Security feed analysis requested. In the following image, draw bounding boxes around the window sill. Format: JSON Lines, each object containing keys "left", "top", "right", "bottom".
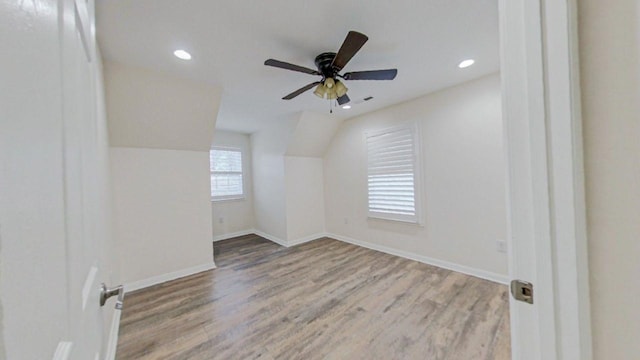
{"left": 367, "top": 215, "right": 424, "bottom": 227}
{"left": 211, "top": 196, "right": 245, "bottom": 203}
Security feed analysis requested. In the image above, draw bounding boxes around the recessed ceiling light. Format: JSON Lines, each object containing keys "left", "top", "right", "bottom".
{"left": 173, "top": 49, "right": 192, "bottom": 60}
{"left": 458, "top": 59, "right": 475, "bottom": 68}
{"left": 342, "top": 105, "right": 351, "bottom": 109}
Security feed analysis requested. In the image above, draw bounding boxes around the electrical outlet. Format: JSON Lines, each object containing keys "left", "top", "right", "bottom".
{"left": 343, "top": 217, "right": 349, "bottom": 225}
{"left": 218, "top": 217, "right": 224, "bottom": 224}
{"left": 496, "top": 239, "right": 507, "bottom": 253}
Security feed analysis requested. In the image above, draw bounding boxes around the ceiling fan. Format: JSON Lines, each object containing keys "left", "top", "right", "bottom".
{"left": 264, "top": 31, "right": 397, "bottom": 106}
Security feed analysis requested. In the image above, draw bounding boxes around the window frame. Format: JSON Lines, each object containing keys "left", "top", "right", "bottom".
{"left": 365, "top": 122, "right": 422, "bottom": 224}
{"left": 210, "top": 146, "right": 245, "bottom": 202}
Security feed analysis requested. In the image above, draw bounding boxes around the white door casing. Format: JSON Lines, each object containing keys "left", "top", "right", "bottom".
{"left": 500, "top": 0, "right": 592, "bottom": 359}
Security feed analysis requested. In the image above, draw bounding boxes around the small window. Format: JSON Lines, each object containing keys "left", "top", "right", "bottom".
{"left": 366, "top": 124, "right": 419, "bottom": 223}
{"left": 210, "top": 148, "right": 244, "bottom": 201}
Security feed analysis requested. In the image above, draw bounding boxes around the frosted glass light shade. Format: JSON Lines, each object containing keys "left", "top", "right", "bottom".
{"left": 335, "top": 81, "right": 348, "bottom": 97}
{"left": 314, "top": 84, "right": 327, "bottom": 98}
{"left": 324, "top": 78, "right": 335, "bottom": 89}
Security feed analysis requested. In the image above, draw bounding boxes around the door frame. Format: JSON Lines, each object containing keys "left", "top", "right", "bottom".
{"left": 500, "top": 0, "right": 592, "bottom": 359}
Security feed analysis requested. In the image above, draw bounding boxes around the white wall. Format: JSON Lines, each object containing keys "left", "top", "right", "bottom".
{"left": 250, "top": 121, "right": 296, "bottom": 240}
{"left": 110, "top": 148, "right": 213, "bottom": 284}
{"left": 104, "top": 62, "right": 219, "bottom": 286}
{"left": 251, "top": 112, "right": 341, "bottom": 244}
{"left": 286, "top": 112, "right": 343, "bottom": 157}
{"left": 324, "top": 74, "right": 507, "bottom": 278}
{"left": 579, "top": 1, "right": 640, "bottom": 358}
{"left": 281, "top": 112, "right": 339, "bottom": 242}
{"left": 211, "top": 131, "right": 255, "bottom": 238}
{"left": 285, "top": 157, "right": 326, "bottom": 242}
{"left": 104, "top": 61, "right": 221, "bottom": 151}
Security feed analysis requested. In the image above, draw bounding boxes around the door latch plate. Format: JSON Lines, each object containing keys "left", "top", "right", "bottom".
{"left": 510, "top": 280, "right": 534, "bottom": 304}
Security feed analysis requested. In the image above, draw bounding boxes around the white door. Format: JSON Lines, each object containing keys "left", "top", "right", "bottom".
{"left": 60, "top": 0, "right": 110, "bottom": 359}
{"left": 0, "top": 0, "right": 112, "bottom": 359}
{"left": 500, "top": 0, "right": 592, "bottom": 359}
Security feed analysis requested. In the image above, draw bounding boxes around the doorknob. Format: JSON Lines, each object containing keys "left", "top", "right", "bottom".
{"left": 100, "top": 283, "right": 124, "bottom": 310}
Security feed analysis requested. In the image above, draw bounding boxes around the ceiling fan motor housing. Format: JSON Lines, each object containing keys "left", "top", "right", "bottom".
{"left": 315, "top": 52, "right": 338, "bottom": 79}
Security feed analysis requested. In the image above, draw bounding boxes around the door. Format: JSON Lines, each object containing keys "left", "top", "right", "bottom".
{"left": 60, "top": 0, "right": 110, "bottom": 359}
{"left": 0, "top": 0, "right": 112, "bottom": 359}
{"left": 499, "top": 0, "right": 592, "bottom": 359}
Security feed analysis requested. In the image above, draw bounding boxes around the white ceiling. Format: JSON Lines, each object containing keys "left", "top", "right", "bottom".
{"left": 96, "top": 0, "right": 499, "bottom": 134}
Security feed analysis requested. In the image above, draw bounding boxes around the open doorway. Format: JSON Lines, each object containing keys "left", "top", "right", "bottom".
{"left": 109, "top": 0, "right": 512, "bottom": 358}
{"left": 100, "top": 0, "right": 592, "bottom": 358}
{"left": 0, "top": 0, "right": 593, "bottom": 359}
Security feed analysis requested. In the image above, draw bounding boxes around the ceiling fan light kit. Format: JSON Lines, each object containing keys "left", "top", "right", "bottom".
{"left": 314, "top": 79, "right": 348, "bottom": 100}
{"left": 313, "top": 84, "right": 327, "bottom": 98}
{"left": 325, "top": 77, "right": 335, "bottom": 88}
{"left": 335, "top": 81, "right": 348, "bottom": 97}
{"left": 264, "top": 31, "right": 398, "bottom": 111}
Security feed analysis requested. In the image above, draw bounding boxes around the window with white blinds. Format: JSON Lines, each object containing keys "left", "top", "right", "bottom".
{"left": 210, "top": 148, "right": 244, "bottom": 201}
{"left": 366, "top": 125, "right": 419, "bottom": 223}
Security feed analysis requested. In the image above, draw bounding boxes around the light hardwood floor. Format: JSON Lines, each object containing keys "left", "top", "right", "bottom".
{"left": 116, "top": 235, "right": 511, "bottom": 359}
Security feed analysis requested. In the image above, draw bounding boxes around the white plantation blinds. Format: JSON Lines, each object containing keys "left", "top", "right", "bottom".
{"left": 366, "top": 125, "right": 418, "bottom": 222}
{"left": 210, "top": 148, "right": 244, "bottom": 200}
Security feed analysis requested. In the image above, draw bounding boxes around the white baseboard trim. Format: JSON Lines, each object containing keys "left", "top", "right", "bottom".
{"left": 124, "top": 262, "right": 217, "bottom": 293}
{"left": 288, "top": 232, "right": 327, "bottom": 246}
{"left": 213, "top": 229, "right": 255, "bottom": 242}
{"left": 252, "top": 230, "right": 325, "bottom": 247}
{"left": 326, "top": 232, "right": 509, "bottom": 285}
{"left": 253, "top": 230, "right": 288, "bottom": 247}
{"left": 104, "top": 308, "right": 121, "bottom": 360}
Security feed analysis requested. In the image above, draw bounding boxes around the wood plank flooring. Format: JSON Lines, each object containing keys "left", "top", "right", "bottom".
{"left": 116, "top": 235, "right": 511, "bottom": 359}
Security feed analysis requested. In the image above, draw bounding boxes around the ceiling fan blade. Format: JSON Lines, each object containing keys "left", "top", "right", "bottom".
{"left": 343, "top": 69, "right": 398, "bottom": 80}
{"left": 331, "top": 31, "right": 369, "bottom": 72}
{"left": 282, "top": 81, "right": 322, "bottom": 100}
{"left": 337, "top": 94, "right": 350, "bottom": 105}
{"left": 265, "top": 59, "right": 321, "bottom": 75}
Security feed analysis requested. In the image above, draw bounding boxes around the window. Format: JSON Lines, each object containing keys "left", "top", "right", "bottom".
{"left": 210, "top": 148, "right": 244, "bottom": 201}
{"left": 366, "top": 124, "right": 419, "bottom": 223}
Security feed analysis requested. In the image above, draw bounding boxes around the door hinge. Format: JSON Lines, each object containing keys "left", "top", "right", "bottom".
{"left": 510, "top": 280, "right": 534, "bottom": 304}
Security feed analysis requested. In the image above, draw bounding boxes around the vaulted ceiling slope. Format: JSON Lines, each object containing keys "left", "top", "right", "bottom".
{"left": 96, "top": 0, "right": 499, "bottom": 134}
